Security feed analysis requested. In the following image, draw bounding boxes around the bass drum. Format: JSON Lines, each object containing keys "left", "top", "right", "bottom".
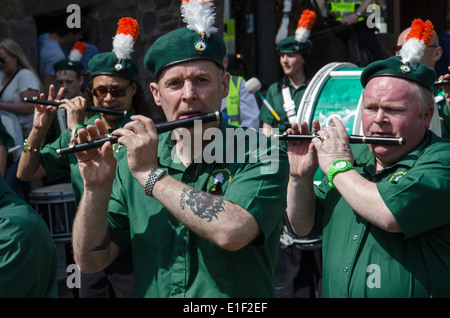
{"left": 297, "top": 62, "right": 365, "bottom": 138}
{"left": 296, "top": 62, "right": 442, "bottom": 184}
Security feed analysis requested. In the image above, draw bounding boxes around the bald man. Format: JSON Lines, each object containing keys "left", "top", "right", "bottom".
{"left": 396, "top": 27, "right": 443, "bottom": 68}
{"left": 396, "top": 27, "right": 450, "bottom": 139}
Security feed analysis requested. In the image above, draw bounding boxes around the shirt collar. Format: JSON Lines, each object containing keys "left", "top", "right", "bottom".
{"left": 352, "top": 130, "right": 434, "bottom": 174}
{"left": 158, "top": 116, "right": 229, "bottom": 170}
{"left": 286, "top": 81, "right": 306, "bottom": 91}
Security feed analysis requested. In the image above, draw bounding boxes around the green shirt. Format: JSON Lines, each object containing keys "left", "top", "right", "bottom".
{"left": 434, "top": 87, "right": 450, "bottom": 139}
{"left": 108, "top": 119, "right": 289, "bottom": 297}
{"left": 311, "top": 130, "right": 450, "bottom": 297}
{"left": 0, "top": 175, "right": 58, "bottom": 297}
{"left": 40, "top": 109, "right": 135, "bottom": 206}
{"left": 259, "top": 81, "right": 306, "bottom": 133}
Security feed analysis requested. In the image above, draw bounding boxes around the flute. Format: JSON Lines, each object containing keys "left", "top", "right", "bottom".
{"left": 24, "top": 97, "right": 127, "bottom": 117}
{"left": 434, "top": 79, "right": 450, "bottom": 87}
{"left": 274, "top": 133, "right": 406, "bottom": 145}
{"left": 56, "top": 111, "right": 221, "bottom": 157}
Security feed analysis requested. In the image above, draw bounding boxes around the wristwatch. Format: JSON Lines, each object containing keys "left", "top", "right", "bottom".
{"left": 354, "top": 11, "right": 362, "bottom": 17}
{"left": 327, "top": 160, "right": 354, "bottom": 188}
{"left": 144, "top": 167, "right": 166, "bottom": 197}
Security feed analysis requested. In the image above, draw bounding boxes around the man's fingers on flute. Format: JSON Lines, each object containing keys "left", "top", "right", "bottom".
{"left": 331, "top": 117, "right": 349, "bottom": 141}
{"left": 131, "top": 115, "right": 155, "bottom": 132}
{"left": 94, "top": 118, "right": 109, "bottom": 136}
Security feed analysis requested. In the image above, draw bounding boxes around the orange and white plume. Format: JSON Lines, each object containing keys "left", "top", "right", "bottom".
{"left": 399, "top": 19, "right": 434, "bottom": 65}
{"left": 68, "top": 41, "right": 88, "bottom": 62}
{"left": 295, "top": 9, "right": 316, "bottom": 44}
{"left": 181, "top": 0, "right": 218, "bottom": 38}
{"left": 112, "top": 17, "right": 140, "bottom": 60}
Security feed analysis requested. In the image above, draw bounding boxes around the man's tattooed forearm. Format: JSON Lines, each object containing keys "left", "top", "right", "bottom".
{"left": 91, "top": 227, "right": 111, "bottom": 251}
{"left": 180, "top": 187, "right": 224, "bottom": 222}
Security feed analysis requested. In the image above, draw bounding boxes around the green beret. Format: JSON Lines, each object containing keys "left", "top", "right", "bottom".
{"left": 361, "top": 56, "right": 436, "bottom": 91}
{"left": 53, "top": 59, "right": 84, "bottom": 74}
{"left": 88, "top": 52, "right": 139, "bottom": 81}
{"left": 277, "top": 36, "right": 312, "bottom": 54}
{"left": 144, "top": 28, "right": 226, "bottom": 79}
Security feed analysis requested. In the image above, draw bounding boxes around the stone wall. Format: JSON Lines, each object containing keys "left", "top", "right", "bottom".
{"left": 0, "top": 1, "right": 39, "bottom": 71}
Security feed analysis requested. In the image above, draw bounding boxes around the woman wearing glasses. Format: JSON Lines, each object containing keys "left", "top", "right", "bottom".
{"left": 0, "top": 39, "right": 43, "bottom": 202}
{"left": 0, "top": 39, "right": 42, "bottom": 138}
{"left": 16, "top": 18, "right": 148, "bottom": 298}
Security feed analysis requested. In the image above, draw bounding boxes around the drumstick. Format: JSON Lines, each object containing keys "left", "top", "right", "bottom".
{"left": 245, "top": 78, "right": 281, "bottom": 122}
{"left": 56, "top": 111, "right": 222, "bottom": 157}
{"left": 274, "top": 133, "right": 406, "bottom": 145}
{"left": 24, "top": 97, "right": 127, "bottom": 117}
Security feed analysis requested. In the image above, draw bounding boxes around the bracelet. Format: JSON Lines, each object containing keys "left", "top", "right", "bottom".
{"left": 71, "top": 125, "right": 86, "bottom": 138}
{"left": 144, "top": 167, "right": 166, "bottom": 197}
{"left": 22, "top": 139, "right": 43, "bottom": 153}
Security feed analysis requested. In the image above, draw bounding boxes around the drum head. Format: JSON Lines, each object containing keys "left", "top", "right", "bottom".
{"left": 30, "top": 183, "right": 73, "bottom": 194}
{"left": 297, "top": 63, "right": 364, "bottom": 184}
{"left": 297, "top": 62, "right": 364, "bottom": 134}
{"left": 28, "top": 183, "right": 75, "bottom": 242}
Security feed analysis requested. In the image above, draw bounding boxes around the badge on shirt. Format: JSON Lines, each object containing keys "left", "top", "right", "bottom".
{"left": 207, "top": 168, "right": 232, "bottom": 195}
{"left": 388, "top": 170, "right": 407, "bottom": 183}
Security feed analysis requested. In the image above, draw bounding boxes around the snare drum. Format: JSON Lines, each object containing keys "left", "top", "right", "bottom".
{"left": 29, "top": 183, "right": 75, "bottom": 242}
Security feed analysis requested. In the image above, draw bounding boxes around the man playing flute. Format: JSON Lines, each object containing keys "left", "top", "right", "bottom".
{"left": 16, "top": 17, "right": 145, "bottom": 298}
{"left": 71, "top": 1, "right": 289, "bottom": 298}
{"left": 285, "top": 20, "right": 450, "bottom": 297}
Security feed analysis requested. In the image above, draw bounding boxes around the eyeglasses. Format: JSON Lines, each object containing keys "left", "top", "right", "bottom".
{"left": 395, "top": 44, "right": 438, "bottom": 52}
{"left": 92, "top": 84, "right": 133, "bottom": 98}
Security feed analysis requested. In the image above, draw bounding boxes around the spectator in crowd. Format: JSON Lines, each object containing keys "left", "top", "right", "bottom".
{"left": 221, "top": 54, "right": 260, "bottom": 130}
{"left": 0, "top": 38, "right": 42, "bottom": 201}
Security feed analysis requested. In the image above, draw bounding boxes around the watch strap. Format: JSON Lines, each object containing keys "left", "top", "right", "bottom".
{"left": 327, "top": 160, "right": 354, "bottom": 188}
{"left": 144, "top": 167, "right": 166, "bottom": 197}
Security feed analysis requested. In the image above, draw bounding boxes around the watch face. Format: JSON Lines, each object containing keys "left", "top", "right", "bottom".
{"left": 335, "top": 161, "right": 348, "bottom": 169}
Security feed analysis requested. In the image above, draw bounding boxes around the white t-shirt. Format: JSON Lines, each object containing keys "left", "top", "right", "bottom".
{"left": 0, "top": 68, "right": 41, "bottom": 136}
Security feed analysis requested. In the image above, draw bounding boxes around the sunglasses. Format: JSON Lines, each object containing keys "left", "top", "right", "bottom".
{"left": 395, "top": 44, "right": 438, "bottom": 52}
{"left": 92, "top": 84, "right": 133, "bottom": 98}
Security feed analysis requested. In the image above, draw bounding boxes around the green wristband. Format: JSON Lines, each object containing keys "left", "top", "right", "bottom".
{"left": 327, "top": 160, "right": 354, "bottom": 188}
{"left": 71, "top": 125, "right": 86, "bottom": 138}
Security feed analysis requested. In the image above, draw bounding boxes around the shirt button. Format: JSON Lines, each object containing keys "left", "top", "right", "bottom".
{"left": 353, "top": 235, "right": 358, "bottom": 240}
{"left": 175, "top": 288, "right": 182, "bottom": 294}
{"left": 344, "top": 266, "right": 349, "bottom": 272}
{"left": 185, "top": 175, "right": 191, "bottom": 180}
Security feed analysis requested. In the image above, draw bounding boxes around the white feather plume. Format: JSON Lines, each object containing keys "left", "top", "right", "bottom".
{"left": 68, "top": 50, "right": 83, "bottom": 62}
{"left": 295, "top": 27, "right": 311, "bottom": 44}
{"left": 112, "top": 34, "right": 135, "bottom": 60}
{"left": 399, "top": 38, "right": 425, "bottom": 66}
{"left": 181, "top": 0, "right": 218, "bottom": 38}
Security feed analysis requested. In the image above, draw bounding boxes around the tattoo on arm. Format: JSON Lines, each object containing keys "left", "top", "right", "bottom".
{"left": 91, "top": 227, "right": 111, "bottom": 251}
{"left": 180, "top": 187, "right": 225, "bottom": 222}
